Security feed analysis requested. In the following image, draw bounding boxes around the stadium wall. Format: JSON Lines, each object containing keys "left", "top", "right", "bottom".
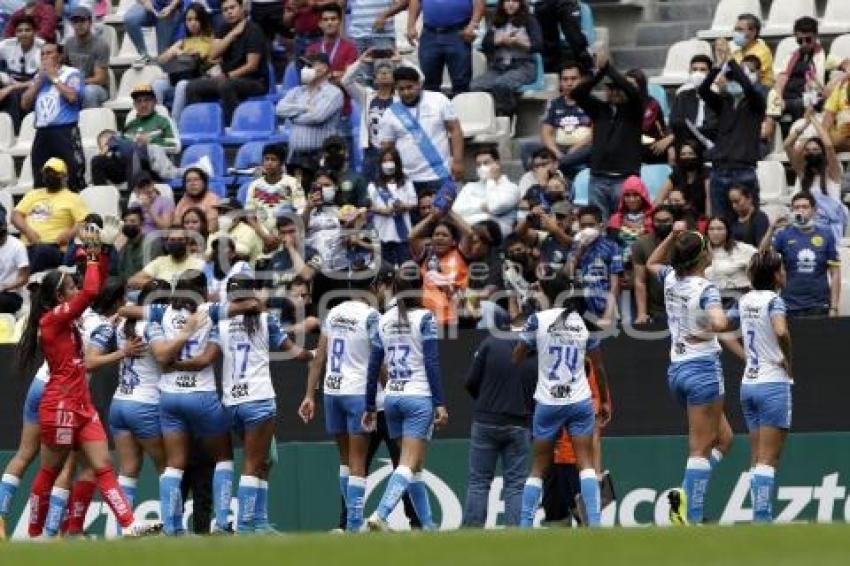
{"left": 3, "top": 432, "right": 850, "bottom": 537}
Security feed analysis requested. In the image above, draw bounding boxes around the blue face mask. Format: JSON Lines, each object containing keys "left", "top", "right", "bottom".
{"left": 726, "top": 81, "right": 743, "bottom": 97}
{"left": 732, "top": 31, "right": 747, "bottom": 47}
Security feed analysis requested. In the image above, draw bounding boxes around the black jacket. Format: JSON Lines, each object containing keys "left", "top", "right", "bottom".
{"left": 465, "top": 335, "right": 536, "bottom": 427}
{"left": 699, "top": 60, "right": 766, "bottom": 169}
{"left": 669, "top": 87, "right": 719, "bottom": 147}
{"left": 572, "top": 63, "right": 644, "bottom": 177}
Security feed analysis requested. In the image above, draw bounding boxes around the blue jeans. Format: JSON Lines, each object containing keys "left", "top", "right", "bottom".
{"left": 588, "top": 174, "right": 625, "bottom": 220}
{"left": 153, "top": 77, "right": 189, "bottom": 122}
{"left": 418, "top": 27, "right": 471, "bottom": 93}
{"left": 709, "top": 166, "right": 759, "bottom": 219}
{"left": 124, "top": 4, "right": 182, "bottom": 56}
{"left": 463, "top": 421, "right": 530, "bottom": 527}
{"left": 82, "top": 85, "right": 108, "bottom": 109}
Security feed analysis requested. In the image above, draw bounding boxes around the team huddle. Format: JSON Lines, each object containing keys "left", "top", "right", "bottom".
{"left": 0, "top": 218, "right": 792, "bottom": 540}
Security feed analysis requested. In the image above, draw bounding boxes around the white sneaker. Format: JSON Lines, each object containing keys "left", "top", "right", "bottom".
{"left": 366, "top": 513, "right": 389, "bottom": 532}
{"left": 132, "top": 55, "right": 151, "bottom": 69}
{"left": 122, "top": 520, "right": 162, "bottom": 538}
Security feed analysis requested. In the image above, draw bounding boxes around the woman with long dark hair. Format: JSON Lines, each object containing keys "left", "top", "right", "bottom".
{"left": 363, "top": 262, "right": 448, "bottom": 531}
{"left": 471, "top": 0, "right": 542, "bottom": 116}
{"left": 656, "top": 141, "right": 711, "bottom": 217}
{"left": 175, "top": 167, "right": 219, "bottom": 233}
{"left": 646, "top": 223, "right": 736, "bottom": 526}
{"left": 17, "top": 231, "right": 153, "bottom": 538}
{"left": 368, "top": 147, "right": 417, "bottom": 266}
{"left": 705, "top": 216, "right": 757, "bottom": 307}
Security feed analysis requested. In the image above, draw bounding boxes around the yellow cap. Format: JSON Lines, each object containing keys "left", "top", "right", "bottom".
{"left": 42, "top": 157, "right": 67, "bottom": 176}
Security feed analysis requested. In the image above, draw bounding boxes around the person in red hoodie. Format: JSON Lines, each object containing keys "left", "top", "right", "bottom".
{"left": 607, "top": 175, "right": 654, "bottom": 264}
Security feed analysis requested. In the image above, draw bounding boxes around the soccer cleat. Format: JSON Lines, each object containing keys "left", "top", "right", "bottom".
{"left": 573, "top": 494, "right": 588, "bottom": 527}
{"left": 599, "top": 470, "right": 616, "bottom": 508}
{"left": 122, "top": 520, "right": 163, "bottom": 538}
{"left": 253, "top": 524, "right": 280, "bottom": 536}
{"left": 668, "top": 488, "right": 689, "bottom": 526}
{"left": 211, "top": 522, "right": 235, "bottom": 536}
{"left": 366, "top": 513, "right": 390, "bottom": 532}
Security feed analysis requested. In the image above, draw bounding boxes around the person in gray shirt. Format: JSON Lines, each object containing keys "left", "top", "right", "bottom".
{"left": 63, "top": 6, "right": 110, "bottom": 108}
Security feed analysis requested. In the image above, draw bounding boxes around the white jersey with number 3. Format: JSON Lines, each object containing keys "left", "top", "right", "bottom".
{"left": 323, "top": 301, "right": 380, "bottom": 396}
{"left": 739, "top": 290, "right": 791, "bottom": 384}
{"left": 147, "top": 303, "right": 218, "bottom": 394}
{"left": 374, "top": 306, "right": 435, "bottom": 398}
{"left": 521, "top": 308, "right": 594, "bottom": 406}
{"left": 218, "top": 312, "right": 286, "bottom": 406}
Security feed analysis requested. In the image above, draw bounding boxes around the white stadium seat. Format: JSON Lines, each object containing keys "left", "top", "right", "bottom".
{"left": 698, "top": 0, "right": 762, "bottom": 39}
{"left": 110, "top": 28, "right": 159, "bottom": 66}
{"left": 81, "top": 185, "right": 121, "bottom": 218}
{"left": 104, "top": 65, "right": 166, "bottom": 111}
{"left": 0, "top": 153, "right": 15, "bottom": 187}
{"left": 821, "top": 0, "right": 850, "bottom": 35}
{"left": 441, "top": 50, "right": 487, "bottom": 90}
{"left": 7, "top": 113, "right": 34, "bottom": 157}
{"left": 14, "top": 154, "right": 33, "bottom": 196}
{"left": 757, "top": 160, "right": 788, "bottom": 204}
{"left": 79, "top": 108, "right": 118, "bottom": 151}
{"left": 0, "top": 189, "right": 13, "bottom": 223}
{"left": 129, "top": 183, "right": 175, "bottom": 207}
{"left": 830, "top": 34, "right": 850, "bottom": 62}
{"left": 772, "top": 37, "right": 799, "bottom": 77}
{"left": 0, "top": 112, "right": 14, "bottom": 149}
{"left": 762, "top": 0, "right": 816, "bottom": 37}
{"left": 96, "top": 24, "right": 119, "bottom": 59}
{"left": 451, "top": 92, "right": 497, "bottom": 137}
{"left": 104, "top": 0, "right": 138, "bottom": 25}
{"left": 650, "top": 39, "right": 712, "bottom": 86}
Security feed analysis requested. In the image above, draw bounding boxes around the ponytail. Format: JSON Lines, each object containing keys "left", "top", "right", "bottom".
{"left": 17, "top": 270, "right": 64, "bottom": 377}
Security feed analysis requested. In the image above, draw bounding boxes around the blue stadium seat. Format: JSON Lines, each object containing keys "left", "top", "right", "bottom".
{"left": 640, "top": 164, "right": 672, "bottom": 201}
{"left": 247, "top": 62, "right": 283, "bottom": 104}
{"left": 223, "top": 100, "right": 277, "bottom": 144}
{"left": 236, "top": 181, "right": 252, "bottom": 206}
{"left": 208, "top": 179, "right": 227, "bottom": 198}
{"left": 518, "top": 54, "right": 545, "bottom": 94}
{"left": 229, "top": 141, "right": 266, "bottom": 185}
{"left": 179, "top": 103, "right": 223, "bottom": 146}
{"left": 282, "top": 61, "right": 299, "bottom": 93}
{"left": 573, "top": 168, "right": 590, "bottom": 206}
{"left": 172, "top": 143, "right": 226, "bottom": 191}
{"left": 648, "top": 83, "right": 670, "bottom": 120}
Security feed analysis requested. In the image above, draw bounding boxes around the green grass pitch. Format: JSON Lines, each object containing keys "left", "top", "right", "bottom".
{"left": 2, "top": 524, "right": 849, "bottom": 566}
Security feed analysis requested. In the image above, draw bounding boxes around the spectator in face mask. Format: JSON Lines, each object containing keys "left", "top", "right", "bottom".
{"left": 130, "top": 226, "right": 205, "bottom": 288}
{"left": 762, "top": 192, "right": 841, "bottom": 317}
{"left": 669, "top": 55, "right": 718, "bottom": 151}
{"left": 320, "top": 135, "right": 369, "bottom": 208}
{"left": 0, "top": 204, "right": 30, "bottom": 314}
{"left": 727, "top": 13, "right": 773, "bottom": 88}
{"left": 630, "top": 205, "right": 675, "bottom": 324}
{"left": 367, "top": 147, "right": 417, "bottom": 266}
{"left": 174, "top": 167, "right": 220, "bottom": 232}
{"left": 655, "top": 141, "right": 710, "bottom": 218}
{"left": 12, "top": 157, "right": 88, "bottom": 273}
{"left": 115, "top": 206, "right": 146, "bottom": 280}
{"left": 700, "top": 41, "right": 766, "bottom": 219}
{"left": 203, "top": 234, "right": 253, "bottom": 302}
{"left": 452, "top": 146, "right": 521, "bottom": 239}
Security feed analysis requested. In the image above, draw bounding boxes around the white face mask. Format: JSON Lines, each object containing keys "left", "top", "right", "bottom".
{"left": 477, "top": 164, "right": 492, "bottom": 182}
{"left": 688, "top": 71, "right": 707, "bottom": 87}
{"left": 218, "top": 214, "right": 234, "bottom": 233}
{"left": 300, "top": 67, "right": 317, "bottom": 84}
{"left": 321, "top": 186, "right": 337, "bottom": 203}
{"left": 381, "top": 162, "right": 396, "bottom": 176}
{"left": 744, "top": 70, "right": 758, "bottom": 85}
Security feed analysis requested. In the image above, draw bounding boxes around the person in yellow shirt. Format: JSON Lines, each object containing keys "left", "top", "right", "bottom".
{"left": 728, "top": 13, "right": 774, "bottom": 88}
{"left": 211, "top": 198, "right": 278, "bottom": 267}
{"left": 129, "top": 226, "right": 205, "bottom": 288}
{"left": 11, "top": 158, "right": 88, "bottom": 273}
{"left": 822, "top": 78, "right": 850, "bottom": 151}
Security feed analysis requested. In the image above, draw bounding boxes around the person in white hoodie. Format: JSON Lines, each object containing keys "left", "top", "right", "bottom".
{"left": 451, "top": 146, "right": 521, "bottom": 238}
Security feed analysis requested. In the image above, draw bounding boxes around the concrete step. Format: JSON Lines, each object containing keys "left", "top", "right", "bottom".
{"left": 635, "top": 20, "right": 712, "bottom": 47}
{"left": 611, "top": 45, "right": 669, "bottom": 70}
{"left": 654, "top": 1, "right": 715, "bottom": 22}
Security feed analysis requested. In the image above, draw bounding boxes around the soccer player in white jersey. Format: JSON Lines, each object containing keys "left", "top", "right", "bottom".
{"left": 205, "top": 274, "right": 313, "bottom": 533}
{"left": 0, "top": 363, "right": 49, "bottom": 539}
{"left": 736, "top": 250, "right": 793, "bottom": 523}
{"left": 363, "top": 263, "right": 448, "bottom": 531}
{"left": 513, "top": 270, "right": 611, "bottom": 528}
{"left": 646, "top": 223, "right": 735, "bottom": 525}
{"left": 298, "top": 268, "right": 389, "bottom": 532}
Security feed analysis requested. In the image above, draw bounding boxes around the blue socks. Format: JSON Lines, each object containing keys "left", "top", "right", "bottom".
{"left": 339, "top": 465, "right": 350, "bottom": 506}
{"left": 159, "top": 467, "right": 184, "bottom": 535}
{"left": 519, "top": 477, "right": 543, "bottom": 528}
{"left": 213, "top": 461, "right": 234, "bottom": 531}
{"left": 683, "top": 457, "right": 712, "bottom": 524}
{"left": 236, "top": 475, "right": 260, "bottom": 533}
{"left": 346, "top": 476, "right": 366, "bottom": 532}
{"left": 579, "top": 469, "right": 601, "bottom": 527}
{"left": 751, "top": 464, "right": 775, "bottom": 523}
{"left": 117, "top": 476, "right": 137, "bottom": 537}
{"left": 408, "top": 473, "right": 436, "bottom": 530}
{"left": 255, "top": 479, "right": 270, "bottom": 530}
{"left": 44, "top": 487, "right": 69, "bottom": 537}
{"left": 0, "top": 473, "right": 20, "bottom": 517}
{"left": 376, "top": 466, "right": 412, "bottom": 521}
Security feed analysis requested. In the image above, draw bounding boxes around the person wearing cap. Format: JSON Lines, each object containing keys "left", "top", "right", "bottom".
{"left": 185, "top": 0, "right": 269, "bottom": 123}
{"left": 515, "top": 197, "right": 574, "bottom": 268}
{"left": 123, "top": 0, "right": 183, "bottom": 67}
{"left": 124, "top": 83, "right": 176, "bottom": 147}
{"left": 21, "top": 41, "right": 86, "bottom": 192}
{"left": 244, "top": 143, "right": 305, "bottom": 228}
{"left": 0, "top": 203, "right": 30, "bottom": 314}
{"left": 63, "top": 6, "right": 109, "bottom": 109}
{"left": 211, "top": 197, "right": 270, "bottom": 267}
{"left": 3, "top": 0, "right": 57, "bottom": 43}
{"left": 0, "top": 16, "right": 43, "bottom": 134}
{"left": 276, "top": 51, "right": 344, "bottom": 164}
{"left": 132, "top": 172, "right": 174, "bottom": 235}
{"left": 12, "top": 157, "right": 88, "bottom": 273}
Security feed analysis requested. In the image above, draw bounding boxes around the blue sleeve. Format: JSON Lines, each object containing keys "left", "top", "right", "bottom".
{"left": 365, "top": 312, "right": 384, "bottom": 411}
{"left": 146, "top": 322, "right": 165, "bottom": 343}
{"left": 207, "top": 324, "right": 220, "bottom": 346}
{"left": 208, "top": 302, "right": 228, "bottom": 325}
{"left": 267, "top": 313, "right": 288, "bottom": 349}
{"left": 145, "top": 303, "right": 167, "bottom": 324}
{"left": 586, "top": 337, "right": 600, "bottom": 351}
{"left": 89, "top": 323, "right": 115, "bottom": 351}
{"left": 520, "top": 313, "right": 539, "bottom": 350}
{"left": 580, "top": 2, "right": 596, "bottom": 45}
{"left": 768, "top": 296, "right": 787, "bottom": 318}
{"left": 420, "top": 313, "right": 445, "bottom": 407}
{"left": 609, "top": 242, "right": 624, "bottom": 274}
{"left": 826, "top": 230, "right": 839, "bottom": 263}
{"left": 699, "top": 284, "right": 722, "bottom": 310}
{"left": 772, "top": 227, "right": 787, "bottom": 251}
{"left": 655, "top": 265, "right": 673, "bottom": 285}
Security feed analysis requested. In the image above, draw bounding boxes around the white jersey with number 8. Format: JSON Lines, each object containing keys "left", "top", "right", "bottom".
{"left": 323, "top": 301, "right": 380, "bottom": 396}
